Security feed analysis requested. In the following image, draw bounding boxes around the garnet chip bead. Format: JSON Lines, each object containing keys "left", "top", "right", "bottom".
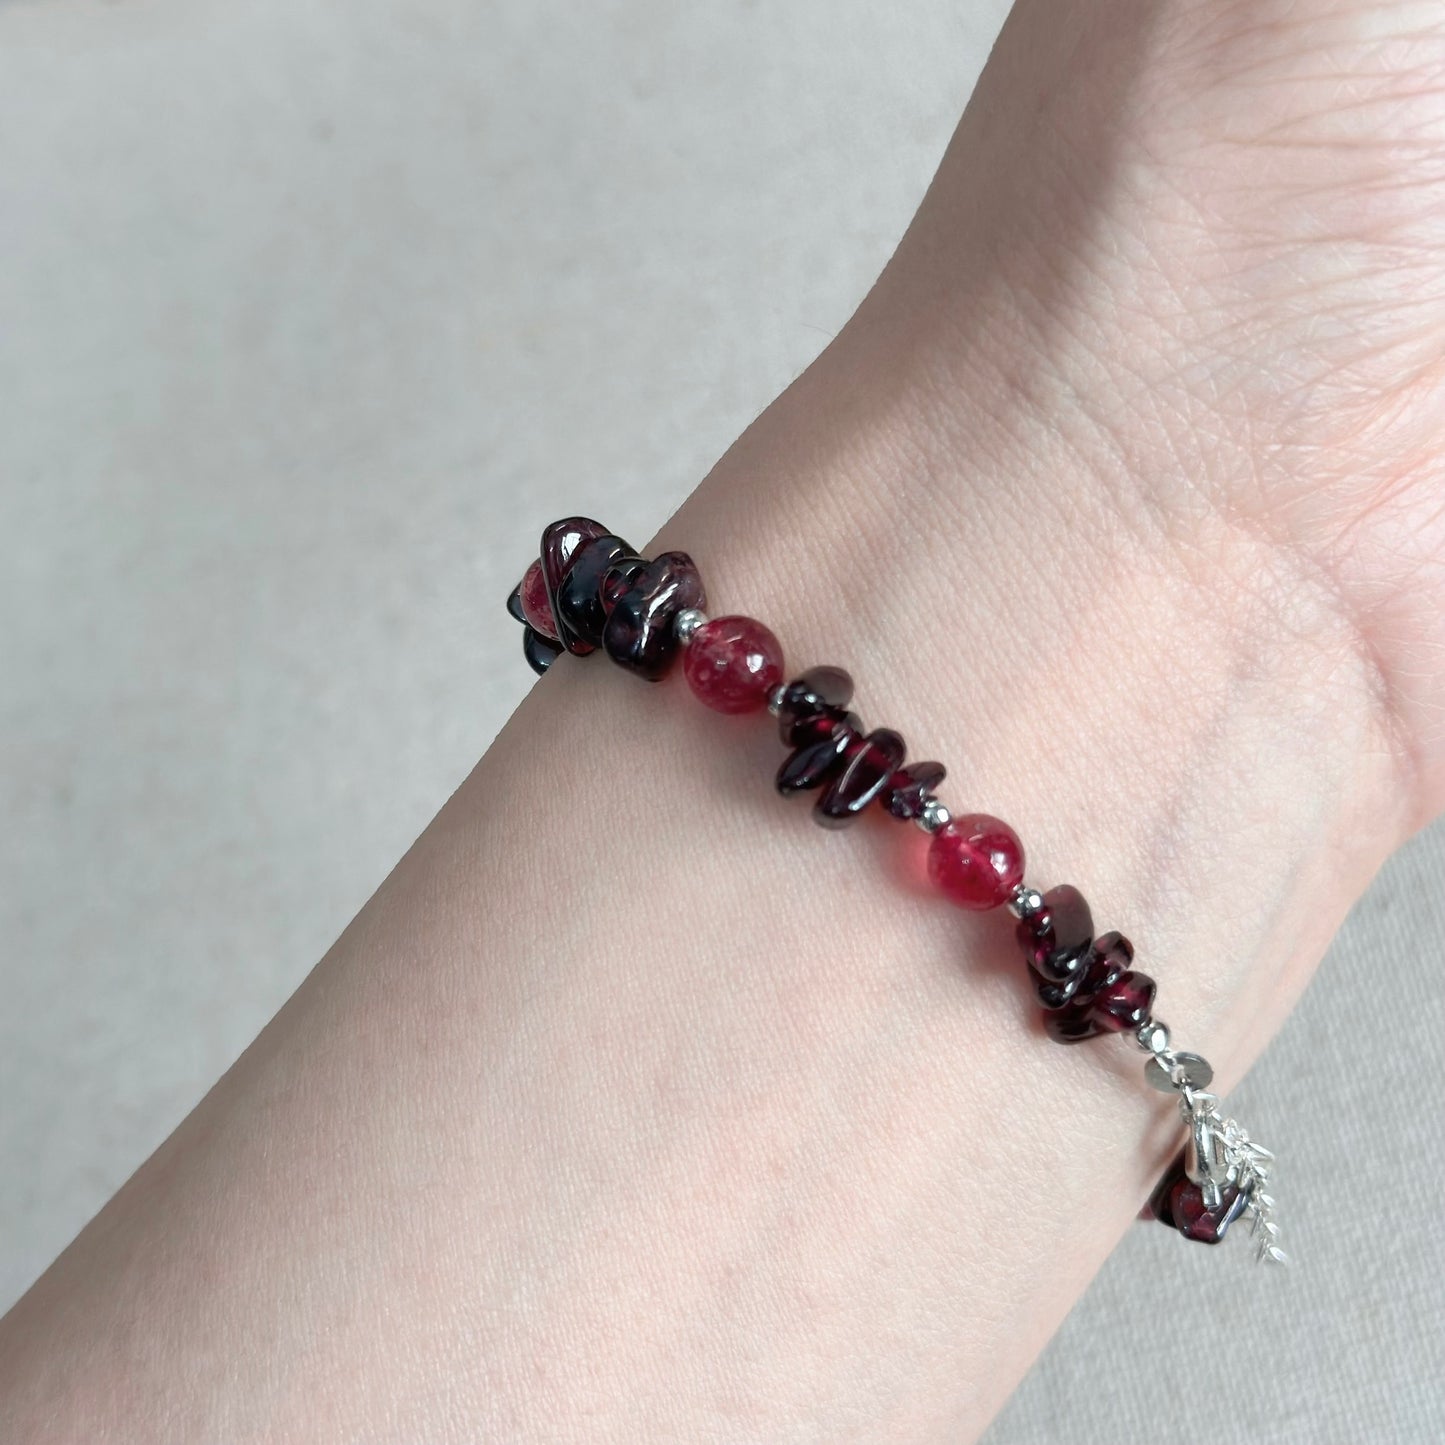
{"left": 1016, "top": 884, "right": 1093, "bottom": 983}
{"left": 552, "top": 533, "right": 634, "bottom": 652}
{"left": 1043, "top": 1006, "right": 1102, "bottom": 1044}
{"left": 538, "top": 516, "right": 614, "bottom": 655}
{"left": 881, "top": 760, "right": 946, "bottom": 821}
{"left": 521, "top": 628, "right": 564, "bottom": 675}
{"left": 776, "top": 711, "right": 863, "bottom": 794}
{"left": 1033, "top": 929, "right": 1138, "bottom": 1035}
{"left": 775, "top": 666, "right": 854, "bottom": 744}
{"left": 1148, "top": 1151, "right": 1251, "bottom": 1244}
{"left": 683, "top": 615, "right": 785, "bottom": 713}
{"left": 927, "top": 813, "right": 1025, "bottom": 911}
{"left": 601, "top": 550, "right": 705, "bottom": 682}
{"left": 504, "top": 515, "right": 1274, "bottom": 1256}
{"left": 1091, "top": 970, "right": 1157, "bottom": 1032}
{"left": 815, "top": 727, "right": 906, "bottom": 828}
{"left": 1077, "top": 932, "right": 1133, "bottom": 1006}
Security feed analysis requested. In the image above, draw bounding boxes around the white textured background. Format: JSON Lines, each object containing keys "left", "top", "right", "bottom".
{"left": 1, "top": 3, "right": 1442, "bottom": 1441}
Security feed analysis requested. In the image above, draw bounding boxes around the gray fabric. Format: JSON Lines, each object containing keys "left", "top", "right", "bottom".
{"left": 1, "top": 3, "right": 1441, "bottom": 1440}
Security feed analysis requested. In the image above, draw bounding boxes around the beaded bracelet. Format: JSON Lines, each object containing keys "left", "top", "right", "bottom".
{"left": 506, "top": 517, "right": 1286, "bottom": 1264}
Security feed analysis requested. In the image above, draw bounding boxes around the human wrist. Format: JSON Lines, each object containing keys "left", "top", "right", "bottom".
{"left": 644, "top": 305, "right": 1408, "bottom": 1087}
{"left": 408, "top": 396, "right": 1384, "bottom": 1432}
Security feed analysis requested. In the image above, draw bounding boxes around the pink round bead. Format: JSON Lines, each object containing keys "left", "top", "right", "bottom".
{"left": 519, "top": 558, "right": 559, "bottom": 640}
{"left": 927, "top": 813, "right": 1025, "bottom": 911}
{"left": 683, "top": 614, "right": 785, "bottom": 714}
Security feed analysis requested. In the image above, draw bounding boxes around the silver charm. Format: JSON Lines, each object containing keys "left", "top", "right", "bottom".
{"left": 1152, "top": 1052, "right": 1286, "bottom": 1265}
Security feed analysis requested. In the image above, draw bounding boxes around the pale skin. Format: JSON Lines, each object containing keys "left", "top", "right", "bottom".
{"left": 3, "top": 0, "right": 1444, "bottom": 1440}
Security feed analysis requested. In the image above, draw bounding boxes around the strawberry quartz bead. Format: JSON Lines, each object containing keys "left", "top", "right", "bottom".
{"left": 518, "top": 559, "right": 560, "bottom": 640}
{"left": 507, "top": 565, "right": 564, "bottom": 675}
{"left": 927, "top": 813, "right": 1025, "bottom": 911}
{"left": 683, "top": 615, "right": 785, "bottom": 714}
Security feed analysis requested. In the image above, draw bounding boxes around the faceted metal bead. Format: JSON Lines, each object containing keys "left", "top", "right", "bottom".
{"left": 673, "top": 607, "right": 708, "bottom": 643}
{"left": 915, "top": 798, "right": 952, "bottom": 834}
{"left": 1007, "top": 886, "right": 1046, "bottom": 921}
{"left": 1136, "top": 1020, "right": 1171, "bottom": 1055}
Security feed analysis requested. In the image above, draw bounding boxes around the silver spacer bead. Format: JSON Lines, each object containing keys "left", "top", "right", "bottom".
{"left": 915, "top": 797, "right": 952, "bottom": 834}
{"left": 673, "top": 607, "right": 708, "bottom": 644}
{"left": 1007, "top": 885, "right": 1046, "bottom": 921}
{"left": 766, "top": 682, "right": 787, "bottom": 717}
{"left": 1136, "top": 1019, "right": 1171, "bottom": 1055}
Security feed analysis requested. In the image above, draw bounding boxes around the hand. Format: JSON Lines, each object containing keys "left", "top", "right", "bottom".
{"left": 923, "top": 0, "right": 1445, "bottom": 817}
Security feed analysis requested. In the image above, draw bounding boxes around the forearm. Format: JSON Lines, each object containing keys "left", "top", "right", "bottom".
{"left": 0, "top": 285, "right": 1404, "bottom": 1445}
